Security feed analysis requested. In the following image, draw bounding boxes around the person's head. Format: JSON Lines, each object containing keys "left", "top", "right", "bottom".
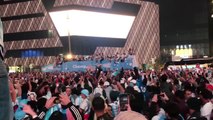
{"left": 164, "top": 102, "right": 181, "bottom": 119}
{"left": 92, "top": 96, "right": 105, "bottom": 112}
{"left": 114, "top": 111, "right": 147, "bottom": 120}
{"left": 125, "top": 86, "right": 135, "bottom": 95}
{"left": 110, "top": 91, "right": 120, "bottom": 102}
{"left": 187, "top": 97, "right": 202, "bottom": 114}
{"left": 65, "top": 86, "right": 72, "bottom": 96}
{"left": 160, "top": 74, "right": 167, "bottom": 82}
{"left": 27, "top": 92, "right": 37, "bottom": 101}
{"left": 81, "top": 89, "right": 89, "bottom": 99}
{"left": 175, "top": 90, "right": 185, "bottom": 100}
{"left": 184, "top": 89, "right": 192, "bottom": 101}
{"left": 36, "top": 82, "right": 49, "bottom": 98}
{"left": 199, "top": 89, "right": 212, "bottom": 103}
{"left": 99, "top": 80, "right": 104, "bottom": 87}
{"left": 103, "top": 81, "right": 110, "bottom": 88}
{"left": 49, "top": 111, "right": 63, "bottom": 120}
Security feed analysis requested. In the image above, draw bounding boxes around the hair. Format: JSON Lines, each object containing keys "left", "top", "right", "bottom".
{"left": 49, "top": 111, "right": 63, "bottom": 120}
{"left": 200, "top": 89, "right": 212, "bottom": 99}
{"left": 187, "top": 98, "right": 201, "bottom": 111}
{"left": 175, "top": 90, "right": 184, "bottom": 99}
{"left": 99, "top": 80, "right": 104, "bottom": 86}
{"left": 110, "top": 91, "right": 120, "bottom": 102}
{"left": 114, "top": 111, "right": 147, "bottom": 120}
{"left": 92, "top": 96, "right": 105, "bottom": 112}
{"left": 27, "top": 101, "right": 37, "bottom": 112}
{"left": 125, "top": 86, "right": 144, "bottom": 113}
{"left": 164, "top": 102, "right": 180, "bottom": 119}
{"left": 125, "top": 86, "right": 135, "bottom": 95}
{"left": 184, "top": 88, "right": 192, "bottom": 94}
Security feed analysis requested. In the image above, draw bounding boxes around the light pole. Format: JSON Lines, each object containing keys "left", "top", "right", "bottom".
{"left": 68, "top": 29, "right": 71, "bottom": 54}
{"left": 66, "top": 15, "right": 72, "bottom": 60}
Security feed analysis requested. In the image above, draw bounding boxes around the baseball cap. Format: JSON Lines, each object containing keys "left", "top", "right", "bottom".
{"left": 81, "top": 89, "right": 89, "bottom": 97}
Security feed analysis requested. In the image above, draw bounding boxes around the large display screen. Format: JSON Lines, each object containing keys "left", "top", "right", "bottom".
{"left": 50, "top": 10, "right": 135, "bottom": 39}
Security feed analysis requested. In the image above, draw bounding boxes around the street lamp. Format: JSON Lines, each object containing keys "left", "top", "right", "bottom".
{"left": 66, "top": 14, "right": 72, "bottom": 60}
{"left": 67, "top": 15, "right": 72, "bottom": 57}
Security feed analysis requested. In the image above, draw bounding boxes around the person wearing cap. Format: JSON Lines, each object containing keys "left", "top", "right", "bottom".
{"left": 0, "top": 18, "right": 13, "bottom": 120}
{"left": 103, "top": 81, "right": 113, "bottom": 103}
{"left": 79, "top": 89, "right": 91, "bottom": 120}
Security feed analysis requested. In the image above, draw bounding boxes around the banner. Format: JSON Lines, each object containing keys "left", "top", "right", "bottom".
{"left": 42, "top": 56, "right": 136, "bottom": 72}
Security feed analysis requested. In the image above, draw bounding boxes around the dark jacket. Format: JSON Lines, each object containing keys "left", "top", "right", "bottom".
{"left": 32, "top": 102, "right": 83, "bottom": 120}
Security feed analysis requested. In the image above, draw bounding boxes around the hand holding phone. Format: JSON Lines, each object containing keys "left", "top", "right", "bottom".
{"left": 54, "top": 97, "right": 61, "bottom": 104}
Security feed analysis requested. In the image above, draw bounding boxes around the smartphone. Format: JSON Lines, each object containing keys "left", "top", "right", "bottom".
{"left": 54, "top": 97, "right": 61, "bottom": 104}
{"left": 119, "top": 94, "right": 129, "bottom": 111}
{"left": 54, "top": 94, "right": 61, "bottom": 104}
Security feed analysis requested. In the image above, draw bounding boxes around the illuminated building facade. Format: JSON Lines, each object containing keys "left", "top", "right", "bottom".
{"left": 0, "top": 0, "right": 160, "bottom": 67}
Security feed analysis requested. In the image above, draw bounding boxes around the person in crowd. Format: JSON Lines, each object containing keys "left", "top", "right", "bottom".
{"left": 103, "top": 81, "right": 113, "bottom": 103}
{"left": 92, "top": 96, "right": 113, "bottom": 120}
{"left": 94, "top": 80, "right": 107, "bottom": 99}
{"left": 199, "top": 89, "right": 213, "bottom": 120}
{"left": 186, "top": 97, "right": 206, "bottom": 120}
{"left": 114, "top": 111, "right": 147, "bottom": 120}
{"left": 65, "top": 86, "right": 77, "bottom": 104}
{"left": 184, "top": 89, "right": 193, "bottom": 102}
{"left": 174, "top": 90, "right": 188, "bottom": 119}
{"left": 164, "top": 102, "right": 185, "bottom": 120}
{"left": 0, "top": 17, "right": 13, "bottom": 120}
{"left": 109, "top": 91, "right": 120, "bottom": 117}
{"left": 22, "top": 94, "right": 83, "bottom": 120}
{"left": 78, "top": 89, "right": 91, "bottom": 120}
{"left": 7, "top": 59, "right": 213, "bottom": 120}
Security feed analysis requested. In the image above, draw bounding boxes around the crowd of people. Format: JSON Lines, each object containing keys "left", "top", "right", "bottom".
{"left": 8, "top": 65, "right": 213, "bottom": 120}
{"left": 55, "top": 48, "right": 134, "bottom": 66}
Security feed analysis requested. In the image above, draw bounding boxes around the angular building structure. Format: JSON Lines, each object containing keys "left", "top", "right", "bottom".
{"left": 0, "top": 0, "right": 160, "bottom": 68}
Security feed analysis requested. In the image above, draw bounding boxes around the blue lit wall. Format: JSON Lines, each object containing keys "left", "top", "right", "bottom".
{"left": 21, "top": 50, "right": 43, "bottom": 58}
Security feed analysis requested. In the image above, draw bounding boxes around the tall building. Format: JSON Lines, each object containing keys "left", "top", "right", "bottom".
{"left": 159, "top": 0, "right": 210, "bottom": 59}
{"left": 0, "top": 0, "right": 160, "bottom": 69}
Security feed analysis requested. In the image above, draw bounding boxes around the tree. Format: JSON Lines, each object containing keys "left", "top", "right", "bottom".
{"left": 154, "top": 52, "right": 172, "bottom": 70}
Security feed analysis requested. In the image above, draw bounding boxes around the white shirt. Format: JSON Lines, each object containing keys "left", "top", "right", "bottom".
{"left": 93, "top": 87, "right": 103, "bottom": 96}
{"left": 75, "top": 96, "right": 83, "bottom": 106}
{"left": 80, "top": 98, "right": 90, "bottom": 114}
{"left": 201, "top": 101, "right": 213, "bottom": 120}
{"left": 152, "top": 108, "right": 166, "bottom": 120}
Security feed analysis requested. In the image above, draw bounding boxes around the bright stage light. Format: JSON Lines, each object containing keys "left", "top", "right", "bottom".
{"left": 49, "top": 10, "right": 135, "bottom": 38}
{"left": 66, "top": 54, "right": 73, "bottom": 59}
